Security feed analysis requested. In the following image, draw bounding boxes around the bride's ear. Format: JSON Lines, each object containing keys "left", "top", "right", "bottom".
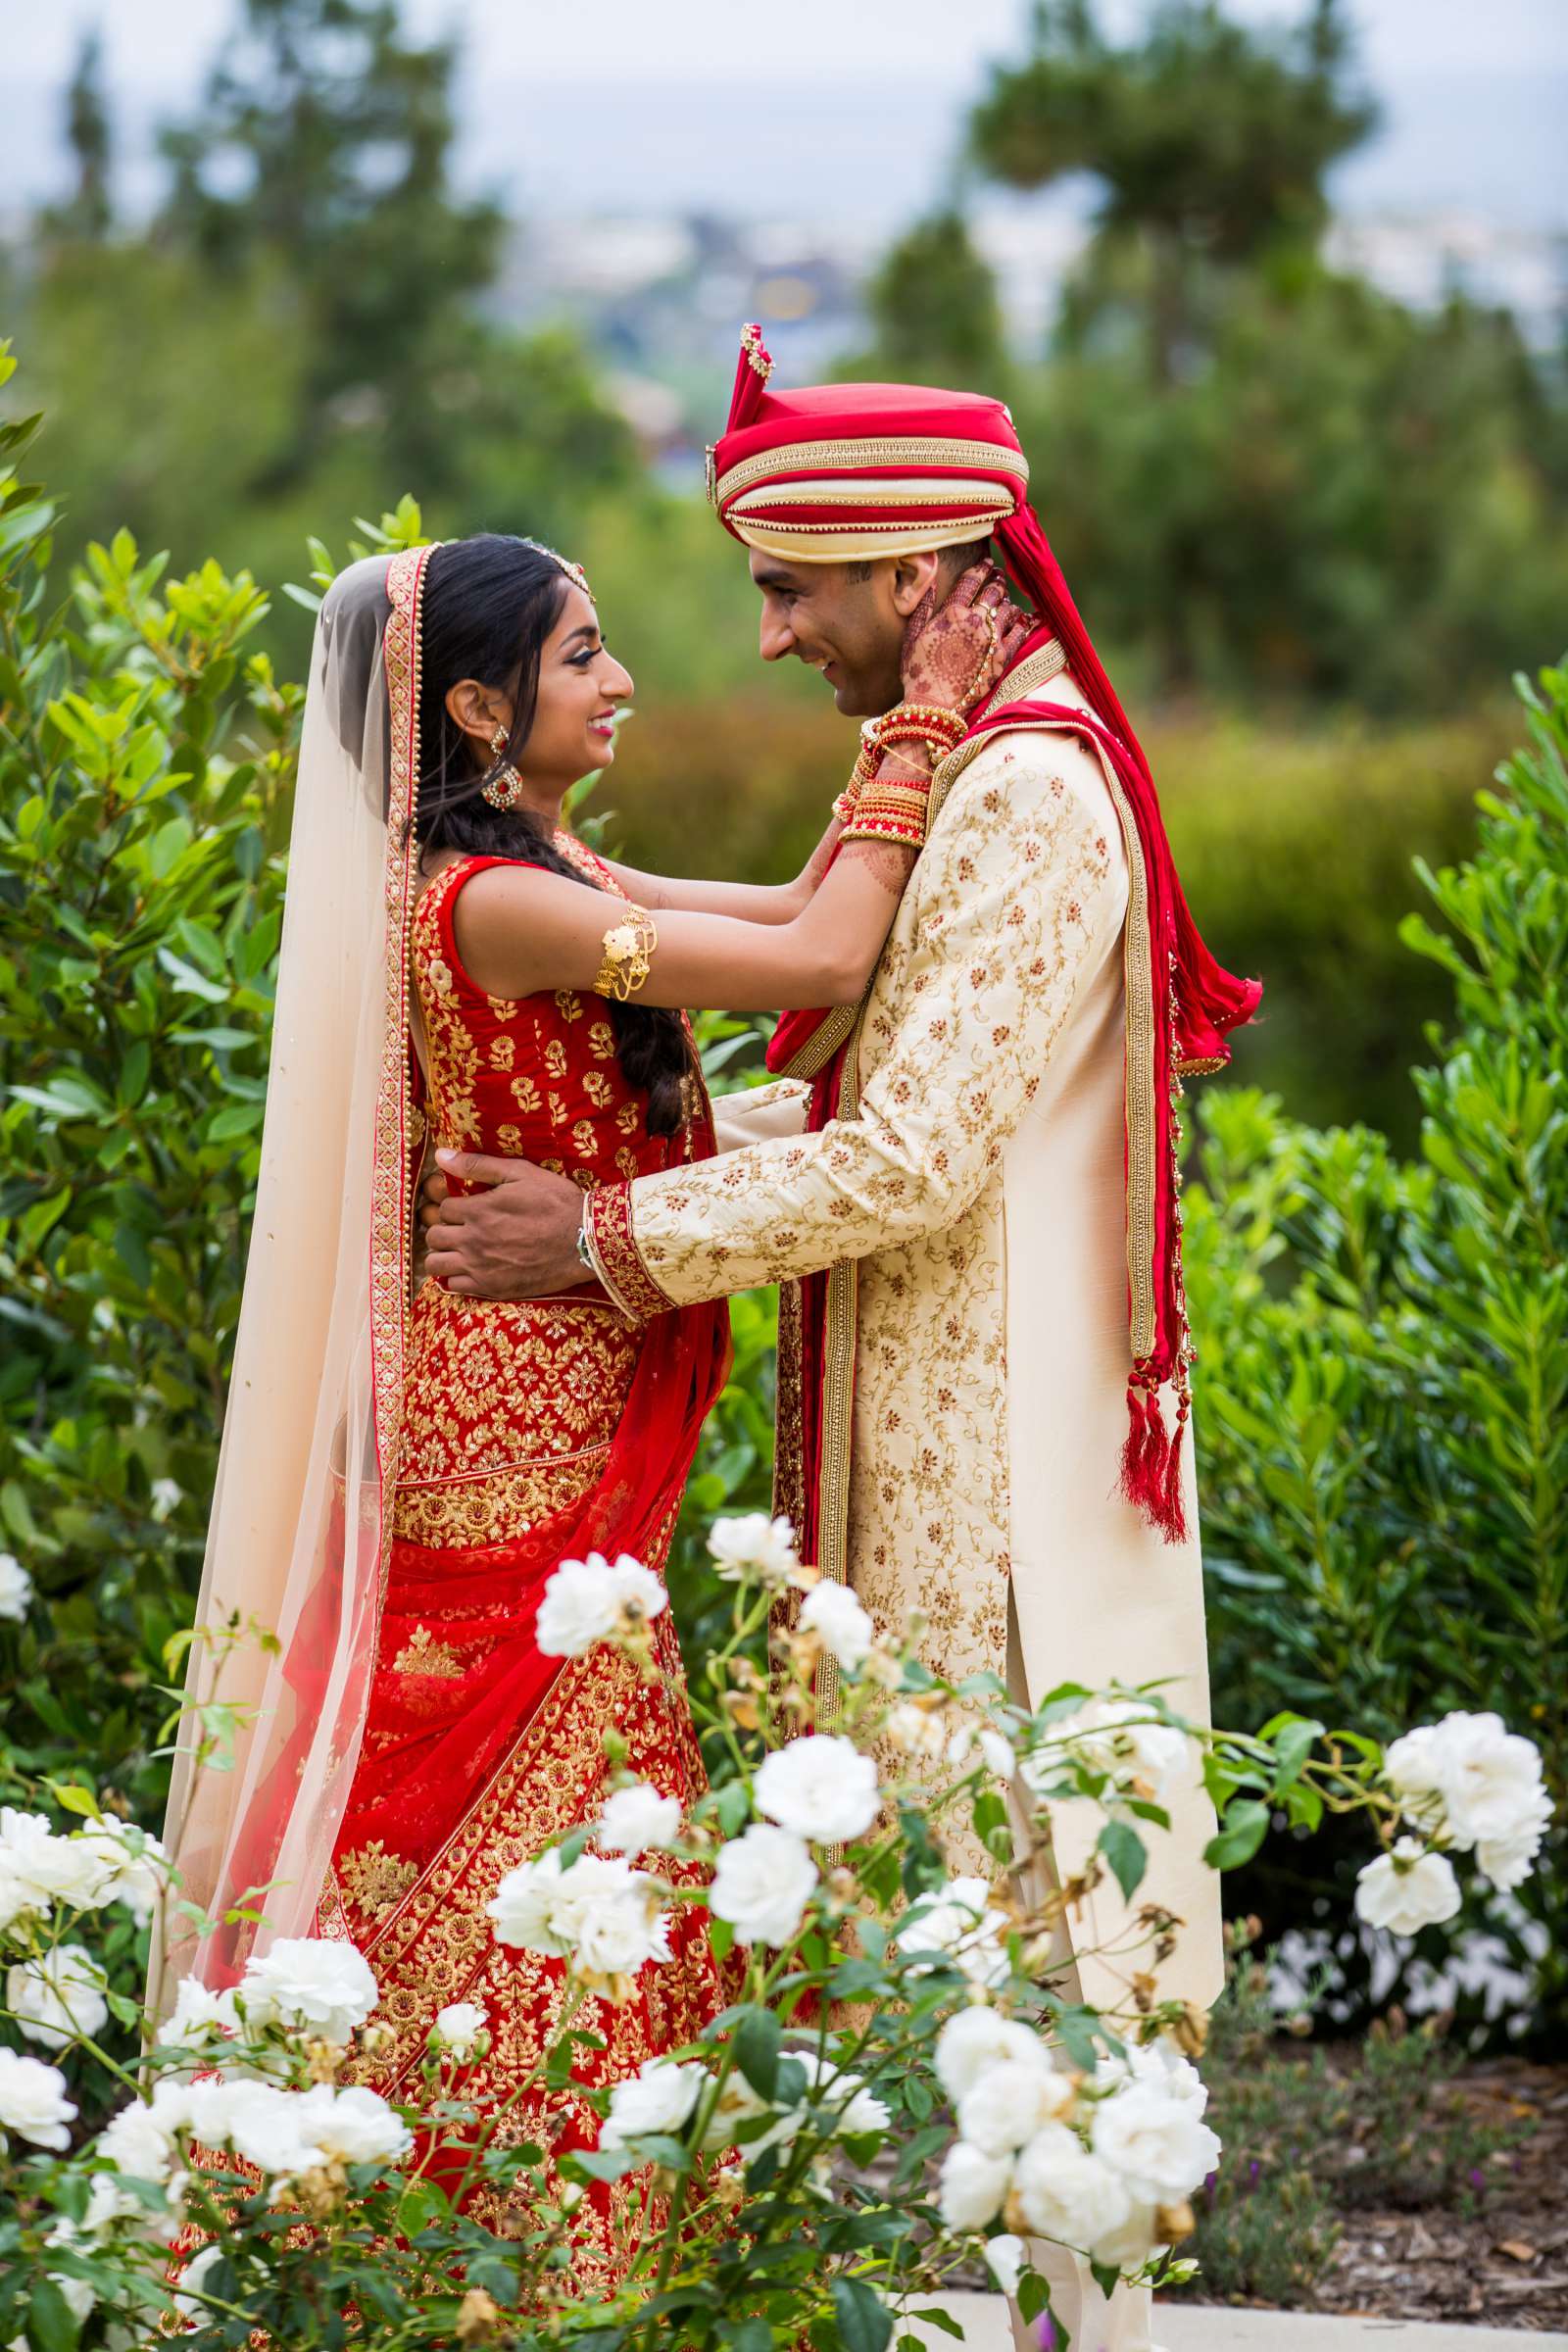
{"left": 445, "top": 676, "right": 513, "bottom": 751}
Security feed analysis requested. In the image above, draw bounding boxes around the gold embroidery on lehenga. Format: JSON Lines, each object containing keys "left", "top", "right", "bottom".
{"left": 392, "top": 1445, "right": 610, "bottom": 1546}
{"left": 338, "top": 1839, "right": 419, "bottom": 1920}
{"left": 391, "top": 1625, "right": 464, "bottom": 1678}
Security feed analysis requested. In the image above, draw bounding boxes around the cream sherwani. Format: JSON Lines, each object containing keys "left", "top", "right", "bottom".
{"left": 592, "top": 659, "right": 1221, "bottom": 2030}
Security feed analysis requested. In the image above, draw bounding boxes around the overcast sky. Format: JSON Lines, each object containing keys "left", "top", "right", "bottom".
{"left": 3, "top": 0, "right": 1562, "bottom": 228}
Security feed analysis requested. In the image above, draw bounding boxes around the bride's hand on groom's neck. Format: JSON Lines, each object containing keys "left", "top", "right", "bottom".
{"left": 420, "top": 1152, "right": 586, "bottom": 1300}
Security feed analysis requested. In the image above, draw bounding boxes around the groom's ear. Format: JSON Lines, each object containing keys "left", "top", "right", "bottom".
{"left": 889, "top": 550, "right": 942, "bottom": 618}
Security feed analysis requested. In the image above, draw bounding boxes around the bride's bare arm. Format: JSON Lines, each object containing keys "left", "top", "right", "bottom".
{"left": 596, "top": 812, "right": 841, "bottom": 926}
{"left": 452, "top": 838, "right": 913, "bottom": 1013}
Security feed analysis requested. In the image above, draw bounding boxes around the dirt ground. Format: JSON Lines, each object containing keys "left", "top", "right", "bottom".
{"left": 1266, "top": 2060, "right": 1568, "bottom": 2334}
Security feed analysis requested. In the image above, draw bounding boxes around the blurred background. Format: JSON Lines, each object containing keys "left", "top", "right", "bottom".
{"left": 2, "top": 0, "right": 1563, "bottom": 1142}
{"left": 3, "top": 15, "right": 1567, "bottom": 2280}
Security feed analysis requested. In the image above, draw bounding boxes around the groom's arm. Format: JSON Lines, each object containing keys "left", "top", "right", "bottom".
{"left": 425, "top": 744, "right": 1121, "bottom": 1304}
{"left": 425, "top": 742, "right": 1122, "bottom": 1306}
{"left": 584, "top": 741, "right": 1125, "bottom": 1314}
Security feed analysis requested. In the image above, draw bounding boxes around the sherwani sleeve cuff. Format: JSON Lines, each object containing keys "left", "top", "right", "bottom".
{"left": 584, "top": 1183, "right": 677, "bottom": 1322}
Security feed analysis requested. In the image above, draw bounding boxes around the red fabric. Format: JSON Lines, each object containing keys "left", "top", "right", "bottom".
{"left": 233, "top": 851, "right": 733, "bottom": 2273}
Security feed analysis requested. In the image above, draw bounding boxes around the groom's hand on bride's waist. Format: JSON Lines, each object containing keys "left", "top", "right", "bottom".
{"left": 420, "top": 1150, "right": 587, "bottom": 1298}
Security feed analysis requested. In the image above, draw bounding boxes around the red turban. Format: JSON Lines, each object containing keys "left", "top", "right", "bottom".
{"left": 708, "top": 323, "right": 1028, "bottom": 563}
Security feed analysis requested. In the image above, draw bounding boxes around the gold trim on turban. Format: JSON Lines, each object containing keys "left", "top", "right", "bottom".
{"left": 713, "top": 433, "right": 1029, "bottom": 511}
{"left": 728, "top": 514, "right": 1011, "bottom": 564}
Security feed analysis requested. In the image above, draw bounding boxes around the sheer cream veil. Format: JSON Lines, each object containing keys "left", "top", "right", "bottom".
{"left": 153, "top": 545, "right": 433, "bottom": 2010}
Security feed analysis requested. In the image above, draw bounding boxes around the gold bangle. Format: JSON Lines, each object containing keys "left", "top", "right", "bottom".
{"left": 594, "top": 907, "right": 658, "bottom": 1003}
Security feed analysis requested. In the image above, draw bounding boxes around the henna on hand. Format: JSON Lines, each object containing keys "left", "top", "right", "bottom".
{"left": 901, "top": 561, "right": 1034, "bottom": 717}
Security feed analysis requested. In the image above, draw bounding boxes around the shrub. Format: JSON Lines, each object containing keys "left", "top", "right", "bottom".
{"left": 1178, "top": 1929, "right": 1526, "bottom": 2309}
{"left": 1185, "top": 659, "right": 1568, "bottom": 2043}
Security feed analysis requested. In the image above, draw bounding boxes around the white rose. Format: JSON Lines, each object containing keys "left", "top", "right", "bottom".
{"left": 0, "top": 1862, "right": 36, "bottom": 1936}
{"left": 754, "top": 1735, "right": 881, "bottom": 1844}
{"left": 1090, "top": 2082, "right": 1222, "bottom": 2203}
{"left": 1090, "top": 2199, "right": 1160, "bottom": 2271}
{"left": 238, "top": 1936, "right": 379, "bottom": 2044}
{"left": 785, "top": 2048, "right": 891, "bottom": 2138}
{"left": 1031, "top": 1699, "right": 1193, "bottom": 1800}
{"left": 1098, "top": 2035, "right": 1209, "bottom": 2118}
{"left": 983, "top": 2232, "right": 1026, "bottom": 2294}
{"left": 710, "top": 1823, "right": 818, "bottom": 1947}
{"left": 535, "top": 1555, "right": 619, "bottom": 1657}
{"left": 1477, "top": 1787, "right": 1552, "bottom": 1892}
{"left": 7, "top": 1944, "right": 108, "bottom": 2049}
{"left": 0, "top": 1807, "right": 114, "bottom": 1913}
{"left": 488, "top": 1847, "right": 573, "bottom": 1955}
{"left": 885, "top": 1700, "right": 952, "bottom": 1760}
{"left": 433, "top": 2001, "right": 488, "bottom": 2059}
{"left": 78, "top": 1817, "right": 172, "bottom": 1927}
{"left": 1382, "top": 1724, "right": 1446, "bottom": 1814}
{"left": 898, "top": 1876, "right": 1011, "bottom": 1989}
{"left": 293, "top": 2083, "right": 411, "bottom": 2167}
{"left": 572, "top": 1877, "right": 673, "bottom": 1983}
{"left": 696, "top": 2068, "right": 801, "bottom": 2157}
{"left": 214, "top": 2082, "right": 329, "bottom": 2179}
{"left": 157, "top": 1977, "right": 241, "bottom": 2052}
{"left": 1353, "top": 1838, "right": 1462, "bottom": 1936}
{"left": 1012, "top": 2123, "right": 1132, "bottom": 2251}
{"left": 98, "top": 2093, "right": 181, "bottom": 2183}
{"left": 491, "top": 1850, "right": 670, "bottom": 1984}
{"left": 797, "top": 1581, "right": 874, "bottom": 1674}
{"left": 707, "top": 1512, "right": 799, "bottom": 1590}
{"left": 978, "top": 1728, "right": 1017, "bottom": 1780}
{"left": 1425, "top": 1712, "right": 1546, "bottom": 1851}
{"left": 151, "top": 1479, "right": 183, "bottom": 1519}
{"left": 957, "top": 2057, "right": 1075, "bottom": 2156}
{"left": 606, "top": 1554, "right": 668, "bottom": 1635}
{"left": 934, "top": 2008, "right": 1049, "bottom": 2102}
{"left": 598, "top": 1783, "right": 683, "bottom": 1857}
{"left": 938, "top": 2138, "right": 1012, "bottom": 2230}
{"left": 0, "top": 2048, "right": 77, "bottom": 2151}
{"left": 599, "top": 2057, "right": 705, "bottom": 2151}
{"left": 0, "top": 1553, "right": 32, "bottom": 1622}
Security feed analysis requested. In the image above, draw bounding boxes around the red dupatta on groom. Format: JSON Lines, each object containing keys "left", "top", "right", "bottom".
{"left": 711, "top": 330, "right": 1260, "bottom": 1556}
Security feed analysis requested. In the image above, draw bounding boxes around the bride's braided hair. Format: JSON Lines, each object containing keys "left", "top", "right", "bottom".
{"left": 413, "top": 534, "right": 690, "bottom": 1137}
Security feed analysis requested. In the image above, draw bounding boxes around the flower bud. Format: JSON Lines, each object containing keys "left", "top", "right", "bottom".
{"left": 456, "top": 2287, "right": 501, "bottom": 2343}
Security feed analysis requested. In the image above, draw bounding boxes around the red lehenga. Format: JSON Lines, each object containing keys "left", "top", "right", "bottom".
{"left": 317, "top": 847, "right": 732, "bottom": 2267}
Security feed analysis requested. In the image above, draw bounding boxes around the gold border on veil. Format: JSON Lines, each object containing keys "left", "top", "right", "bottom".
{"left": 370, "top": 546, "right": 433, "bottom": 1583}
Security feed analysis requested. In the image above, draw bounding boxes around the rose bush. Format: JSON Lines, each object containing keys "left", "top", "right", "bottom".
{"left": 0, "top": 1512, "right": 1550, "bottom": 2351}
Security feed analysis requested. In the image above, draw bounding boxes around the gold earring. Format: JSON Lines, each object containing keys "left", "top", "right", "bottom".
{"left": 481, "top": 723, "right": 523, "bottom": 811}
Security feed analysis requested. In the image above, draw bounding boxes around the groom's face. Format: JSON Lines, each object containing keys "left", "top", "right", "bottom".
{"left": 748, "top": 550, "right": 931, "bottom": 717}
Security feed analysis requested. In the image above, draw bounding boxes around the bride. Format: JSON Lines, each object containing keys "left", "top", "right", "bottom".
{"left": 154, "top": 532, "right": 921, "bottom": 2258}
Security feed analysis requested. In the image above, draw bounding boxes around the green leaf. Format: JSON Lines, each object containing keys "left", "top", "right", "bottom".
{"left": 1016, "top": 2271, "right": 1052, "bottom": 2325}
{"left": 733, "top": 2005, "right": 781, "bottom": 2100}
{"left": 25, "top": 2278, "right": 79, "bottom": 2352}
{"left": 830, "top": 2276, "right": 892, "bottom": 2352}
{"left": 1097, "top": 1818, "right": 1148, "bottom": 1900}
{"left": 1203, "top": 1797, "right": 1272, "bottom": 1872}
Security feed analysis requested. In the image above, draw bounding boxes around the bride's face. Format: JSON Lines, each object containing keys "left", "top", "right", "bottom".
{"left": 516, "top": 585, "right": 633, "bottom": 786}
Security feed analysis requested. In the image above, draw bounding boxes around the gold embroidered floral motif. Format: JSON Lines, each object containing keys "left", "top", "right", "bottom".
{"left": 337, "top": 1839, "right": 418, "bottom": 1920}
{"left": 391, "top": 1624, "right": 464, "bottom": 1678}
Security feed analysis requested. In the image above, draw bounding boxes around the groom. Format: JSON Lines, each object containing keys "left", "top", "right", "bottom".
{"left": 425, "top": 338, "right": 1257, "bottom": 2338}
